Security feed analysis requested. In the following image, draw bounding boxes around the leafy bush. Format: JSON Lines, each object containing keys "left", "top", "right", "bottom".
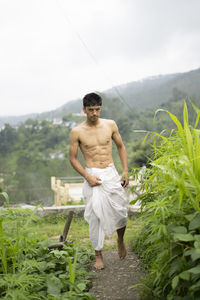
{"left": 131, "top": 102, "right": 200, "bottom": 299}
{"left": 0, "top": 207, "right": 95, "bottom": 299}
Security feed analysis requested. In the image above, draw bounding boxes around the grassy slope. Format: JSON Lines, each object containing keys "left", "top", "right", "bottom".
{"left": 32, "top": 214, "right": 142, "bottom": 251}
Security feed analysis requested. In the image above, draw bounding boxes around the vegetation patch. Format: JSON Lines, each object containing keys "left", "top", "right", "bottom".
{"left": 131, "top": 102, "right": 200, "bottom": 299}
{"left": 0, "top": 206, "right": 95, "bottom": 299}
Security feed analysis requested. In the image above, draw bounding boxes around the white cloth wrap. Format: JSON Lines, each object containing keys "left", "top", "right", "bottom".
{"left": 83, "top": 163, "right": 128, "bottom": 251}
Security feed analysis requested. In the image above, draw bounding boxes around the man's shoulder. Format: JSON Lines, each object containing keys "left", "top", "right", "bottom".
{"left": 101, "top": 119, "right": 117, "bottom": 131}
{"left": 70, "top": 122, "right": 85, "bottom": 136}
{"left": 72, "top": 122, "right": 85, "bottom": 130}
{"left": 101, "top": 118, "right": 116, "bottom": 126}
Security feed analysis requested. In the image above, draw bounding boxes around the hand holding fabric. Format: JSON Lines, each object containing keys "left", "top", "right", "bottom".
{"left": 86, "top": 174, "right": 102, "bottom": 187}
{"left": 121, "top": 171, "right": 129, "bottom": 188}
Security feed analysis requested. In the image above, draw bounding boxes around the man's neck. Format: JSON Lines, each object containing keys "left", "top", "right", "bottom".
{"left": 86, "top": 118, "right": 100, "bottom": 127}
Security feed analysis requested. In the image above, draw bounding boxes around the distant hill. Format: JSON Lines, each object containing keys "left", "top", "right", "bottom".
{"left": 1, "top": 68, "right": 200, "bottom": 127}
{"left": 107, "top": 68, "right": 200, "bottom": 110}
{"left": 0, "top": 98, "right": 82, "bottom": 127}
{"left": 0, "top": 113, "right": 40, "bottom": 127}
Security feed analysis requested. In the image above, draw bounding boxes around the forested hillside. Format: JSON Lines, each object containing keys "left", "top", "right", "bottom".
{"left": 107, "top": 68, "right": 200, "bottom": 110}
{"left": 0, "top": 90, "right": 200, "bottom": 205}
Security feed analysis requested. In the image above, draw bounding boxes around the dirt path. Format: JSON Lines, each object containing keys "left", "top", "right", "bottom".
{"left": 89, "top": 247, "right": 143, "bottom": 300}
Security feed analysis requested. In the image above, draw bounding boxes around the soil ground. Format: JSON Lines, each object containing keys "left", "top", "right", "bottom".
{"left": 89, "top": 246, "right": 144, "bottom": 300}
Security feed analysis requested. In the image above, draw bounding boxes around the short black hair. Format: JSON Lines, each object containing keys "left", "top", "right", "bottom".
{"left": 83, "top": 93, "right": 102, "bottom": 107}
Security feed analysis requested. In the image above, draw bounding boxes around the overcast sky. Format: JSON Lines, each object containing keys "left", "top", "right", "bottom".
{"left": 0, "top": 0, "right": 200, "bottom": 116}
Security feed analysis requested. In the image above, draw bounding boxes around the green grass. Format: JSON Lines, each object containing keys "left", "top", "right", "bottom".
{"left": 32, "top": 214, "right": 142, "bottom": 251}
{"left": 124, "top": 215, "right": 143, "bottom": 247}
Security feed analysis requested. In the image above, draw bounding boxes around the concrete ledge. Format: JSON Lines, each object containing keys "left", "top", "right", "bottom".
{"left": 1, "top": 204, "right": 140, "bottom": 217}
{"left": 36, "top": 204, "right": 140, "bottom": 217}
{"left": 36, "top": 205, "right": 86, "bottom": 217}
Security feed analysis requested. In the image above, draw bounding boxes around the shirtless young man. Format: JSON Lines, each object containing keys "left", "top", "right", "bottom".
{"left": 69, "top": 92, "right": 129, "bottom": 270}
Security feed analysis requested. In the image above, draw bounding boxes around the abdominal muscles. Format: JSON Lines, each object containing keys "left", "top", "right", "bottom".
{"left": 81, "top": 144, "right": 113, "bottom": 168}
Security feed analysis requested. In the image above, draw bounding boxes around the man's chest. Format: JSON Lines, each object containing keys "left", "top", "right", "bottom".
{"left": 79, "top": 127, "right": 112, "bottom": 148}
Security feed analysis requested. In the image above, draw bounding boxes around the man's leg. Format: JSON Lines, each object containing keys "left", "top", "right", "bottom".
{"left": 87, "top": 211, "right": 105, "bottom": 269}
{"left": 117, "top": 226, "right": 127, "bottom": 259}
{"left": 94, "top": 250, "right": 104, "bottom": 270}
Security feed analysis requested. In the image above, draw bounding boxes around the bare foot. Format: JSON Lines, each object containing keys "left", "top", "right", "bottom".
{"left": 117, "top": 239, "right": 127, "bottom": 259}
{"left": 94, "top": 251, "right": 104, "bottom": 270}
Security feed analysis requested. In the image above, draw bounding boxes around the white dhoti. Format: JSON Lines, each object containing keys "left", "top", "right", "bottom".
{"left": 83, "top": 163, "right": 128, "bottom": 251}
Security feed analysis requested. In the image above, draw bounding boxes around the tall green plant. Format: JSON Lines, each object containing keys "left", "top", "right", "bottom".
{"left": 0, "top": 192, "right": 9, "bottom": 274}
{"left": 0, "top": 191, "right": 9, "bottom": 207}
{"left": 131, "top": 102, "right": 200, "bottom": 299}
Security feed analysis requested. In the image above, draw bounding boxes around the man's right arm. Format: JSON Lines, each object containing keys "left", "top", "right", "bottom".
{"left": 69, "top": 128, "right": 88, "bottom": 179}
{"left": 69, "top": 128, "right": 101, "bottom": 187}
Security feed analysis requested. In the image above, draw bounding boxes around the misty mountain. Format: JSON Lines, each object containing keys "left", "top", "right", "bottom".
{"left": 1, "top": 68, "right": 200, "bottom": 127}
{"left": 107, "top": 68, "right": 200, "bottom": 110}
{"left": 0, "top": 99, "right": 82, "bottom": 127}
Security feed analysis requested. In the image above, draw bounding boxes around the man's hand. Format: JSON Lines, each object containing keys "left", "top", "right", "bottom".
{"left": 86, "top": 174, "right": 102, "bottom": 187}
{"left": 121, "top": 171, "right": 129, "bottom": 188}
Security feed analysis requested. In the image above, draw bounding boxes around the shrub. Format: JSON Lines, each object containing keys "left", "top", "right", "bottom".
{"left": 131, "top": 102, "right": 200, "bottom": 299}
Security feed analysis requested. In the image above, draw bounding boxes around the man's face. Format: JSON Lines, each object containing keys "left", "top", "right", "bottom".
{"left": 83, "top": 105, "right": 102, "bottom": 122}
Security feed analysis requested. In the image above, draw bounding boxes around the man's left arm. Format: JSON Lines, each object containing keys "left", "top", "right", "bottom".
{"left": 111, "top": 121, "right": 129, "bottom": 187}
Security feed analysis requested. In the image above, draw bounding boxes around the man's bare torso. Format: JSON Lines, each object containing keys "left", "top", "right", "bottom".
{"left": 75, "top": 118, "right": 114, "bottom": 168}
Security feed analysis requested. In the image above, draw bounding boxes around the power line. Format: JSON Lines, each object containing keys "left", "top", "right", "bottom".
{"left": 55, "top": 0, "right": 134, "bottom": 112}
